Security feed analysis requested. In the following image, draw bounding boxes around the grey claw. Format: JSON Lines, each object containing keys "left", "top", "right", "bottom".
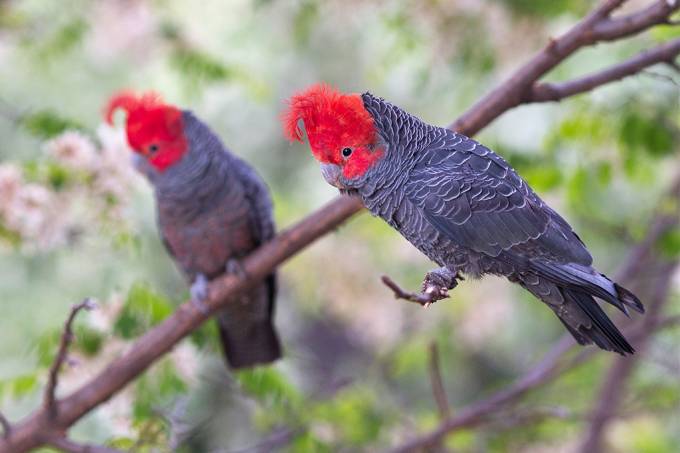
{"left": 190, "top": 274, "right": 210, "bottom": 315}
{"left": 225, "top": 259, "right": 247, "bottom": 280}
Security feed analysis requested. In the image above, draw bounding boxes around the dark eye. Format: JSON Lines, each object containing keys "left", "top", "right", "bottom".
{"left": 341, "top": 147, "right": 353, "bottom": 158}
{"left": 148, "top": 144, "right": 159, "bottom": 153}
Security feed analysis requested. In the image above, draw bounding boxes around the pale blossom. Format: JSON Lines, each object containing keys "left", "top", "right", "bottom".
{"left": 45, "top": 131, "right": 97, "bottom": 171}
{"left": 0, "top": 164, "right": 23, "bottom": 213}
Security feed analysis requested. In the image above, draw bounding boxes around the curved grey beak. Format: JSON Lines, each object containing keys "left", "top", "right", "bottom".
{"left": 320, "top": 163, "right": 343, "bottom": 188}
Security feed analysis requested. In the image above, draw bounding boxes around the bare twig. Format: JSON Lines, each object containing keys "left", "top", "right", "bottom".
{"left": 44, "top": 298, "right": 97, "bottom": 418}
{"left": 44, "top": 435, "right": 124, "bottom": 453}
{"left": 428, "top": 342, "right": 451, "bottom": 420}
{"left": 529, "top": 38, "right": 680, "bottom": 102}
{"left": 381, "top": 275, "right": 450, "bottom": 307}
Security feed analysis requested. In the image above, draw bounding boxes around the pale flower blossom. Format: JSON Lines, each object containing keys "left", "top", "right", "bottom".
{"left": 45, "top": 131, "right": 97, "bottom": 171}
{"left": 0, "top": 164, "right": 23, "bottom": 213}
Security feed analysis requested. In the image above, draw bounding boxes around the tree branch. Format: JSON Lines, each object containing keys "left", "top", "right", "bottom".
{"left": 428, "top": 342, "right": 451, "bottom": 421}
{"left": 591, "top": 0, "right": 680, "bottom": 41}
{"left": 529, "top": 38, "right": 680, "bottom": 102}
{"left": 44, "top": 299, "right": 97, "bottom": 419}
{"left": 381, "top": 275, "right": 450, "bottom": 307}
{"left": 449, "top": 0, "right": 678, "bottom": 135}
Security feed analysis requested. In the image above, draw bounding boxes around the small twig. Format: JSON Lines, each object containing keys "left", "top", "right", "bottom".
{"left": 43, "top": 298, "right": 97, "bottom": 418}
{"left": 381, "top": 275, "right": 449, "bottom": 307}
{"left": 642, "top": 69, "right": 680, "bottom": 87}
{"left": 44, "top": 435, "right": 124, "bottom": 453}
{"left": 428, "top": 342, "right": 451, "bottom": 420}
{"left": 0, "top": 413, "right": 9, "bottom": 439}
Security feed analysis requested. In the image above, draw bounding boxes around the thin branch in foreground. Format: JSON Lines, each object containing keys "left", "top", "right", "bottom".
{"left": 428, "top": 342, "right": 451, "bottom": 421}
{"left": 43, "top": 298, "right": 97, "bottom": 418}
{"left": 44, "top": 435, "right": 124, "bottom": 453}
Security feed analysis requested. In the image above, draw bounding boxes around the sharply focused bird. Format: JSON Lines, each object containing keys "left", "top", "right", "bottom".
{"left": 283, "top": 84, "right": 644, "bottom": 354}
{"left": 106, "top": 91, "right": 281, "bottom": 368}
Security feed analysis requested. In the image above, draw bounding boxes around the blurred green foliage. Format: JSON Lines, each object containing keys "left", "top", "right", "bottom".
{"left": 0, "top": 0, "right": 678, "bottom": 451}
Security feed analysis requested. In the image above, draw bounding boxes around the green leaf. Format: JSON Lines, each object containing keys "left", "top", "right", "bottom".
{"left": 21, "top": 110, "right": 84, "bottom": 139}
{"left": 114, "top": 282, "right": 173, "bottom": 339}
{"left": 11, "top": 374, "right": 38, "bottom": 398}
{"left": 74, "top": 325, "right": 104, "bottom": 357}
{"left": 656, "top": 228, "right": 680, "bottom": 258}
{"left": 237, "top": 367, "right": 303, "bottom": 409}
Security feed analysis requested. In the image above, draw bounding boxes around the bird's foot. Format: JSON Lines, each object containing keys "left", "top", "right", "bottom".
{"left": 225, "top": 258, "right": 248, "bottom": 280}
{"left": 381, "top": 268, "right": 463, "bottom": 308}
{"left": 422, "top": 268, "right": 463, "bottom": 304}
{"left": 190, "top": 273, "right": 210, "bottom": 315}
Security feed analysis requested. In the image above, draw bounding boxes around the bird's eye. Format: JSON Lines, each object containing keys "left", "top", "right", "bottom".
{"left": 148, "top": 144, "right": 159, "bottom": 154}
{"left": 341, "top": 147, "right": 353, "bottom": 158}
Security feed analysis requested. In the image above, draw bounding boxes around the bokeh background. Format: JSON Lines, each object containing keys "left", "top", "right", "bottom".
{"left": 1, "top": 0, "right": 679, "bottom": 451}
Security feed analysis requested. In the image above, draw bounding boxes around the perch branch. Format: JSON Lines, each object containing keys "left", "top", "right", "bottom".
{"left": 381, "top": 275, "right": 450, "bottom": 307}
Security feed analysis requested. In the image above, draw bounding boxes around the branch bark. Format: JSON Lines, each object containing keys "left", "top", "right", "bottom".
{"left": 1, "top": 1, "right": 678, "bottom": 451}
{"left": 529, "top": 38, "right": 680, "bottom": 102}
{"left": 449, "top": 0, "right": 679, "bottom": 135}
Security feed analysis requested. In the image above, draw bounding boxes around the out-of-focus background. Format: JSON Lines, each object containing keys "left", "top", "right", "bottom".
{"left": 0, "top": 0, "right": 678, "bottom": 451}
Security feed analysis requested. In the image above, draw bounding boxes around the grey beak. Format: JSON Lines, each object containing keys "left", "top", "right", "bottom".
{"left": 320, "top": 163, "right": 343, "bottom": 188}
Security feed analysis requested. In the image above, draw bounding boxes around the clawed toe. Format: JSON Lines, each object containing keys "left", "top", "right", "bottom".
{"left": 190, "top": 274, "right": 210, "bottom": 315}
{"left": 225, "top": 259, "right": 247, "bottom": 280}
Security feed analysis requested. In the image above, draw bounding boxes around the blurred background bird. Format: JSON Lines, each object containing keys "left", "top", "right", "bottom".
{"left": 106, "top": 91, "right": 281, "bottom": 368}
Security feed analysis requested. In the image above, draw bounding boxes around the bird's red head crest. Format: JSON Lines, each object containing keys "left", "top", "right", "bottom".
{"left": 282, "top": 84, "right": 383, "bottom": 179}
{"left": 104, "top": 90, "right": 188, "bottom": 171}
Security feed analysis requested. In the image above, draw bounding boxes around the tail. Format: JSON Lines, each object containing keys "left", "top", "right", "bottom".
{"left": 217, "top": 274, "right": 282, "bottom": 369}
{"left": 534, "top": 262, "right": 645, "bottom": 316}
{"left": 559, "top": 288, "right": 634, "bottom": 355}
{"left": 518, "top": 268, "right": 642, "bottom": 355}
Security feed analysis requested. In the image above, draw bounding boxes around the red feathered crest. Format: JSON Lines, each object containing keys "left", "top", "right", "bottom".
{"left": 282, "top": 84, "right": 377, "bottom": 164}
{"left": 104, "top": 90, "right": 183, "bottom": 150}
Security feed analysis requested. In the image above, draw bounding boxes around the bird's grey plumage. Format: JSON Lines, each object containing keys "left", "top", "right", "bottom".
{"left": 349, "top": 93, "right": 643, "bottom": 354}
{"left": 138, "top": 111, "right": 281, "bottom": 368}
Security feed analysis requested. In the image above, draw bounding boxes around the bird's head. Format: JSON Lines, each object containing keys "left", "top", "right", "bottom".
{"left": 282, "top": 84, "right": 384, "bottom": 189}
{"left": 105, "top": 91, "right": 188, "bottom": 172}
